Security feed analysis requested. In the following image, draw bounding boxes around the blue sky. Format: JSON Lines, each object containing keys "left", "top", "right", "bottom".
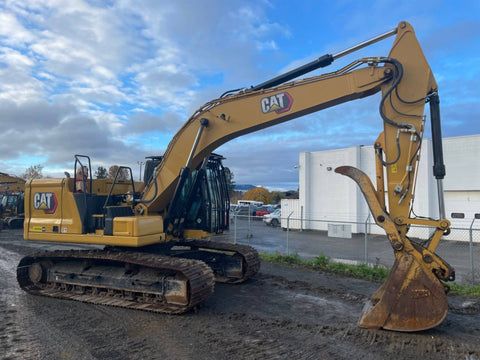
{"left": 0, "top": 1, "right": 479, "bottom": 190}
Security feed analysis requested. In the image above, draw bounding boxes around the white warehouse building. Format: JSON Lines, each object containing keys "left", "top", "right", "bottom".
{"left": 282, "top": 134, "right": 480, "bottom": 241}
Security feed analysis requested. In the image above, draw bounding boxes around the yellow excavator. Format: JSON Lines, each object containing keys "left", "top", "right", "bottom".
{"left": 0, "top": 172, "right": 26, "bottom": 229}
{"left": 0, "top": 172, "right": 25, "bottom": 193}
{"left": 17, "top": 21, "right": 454, "bottom": 332}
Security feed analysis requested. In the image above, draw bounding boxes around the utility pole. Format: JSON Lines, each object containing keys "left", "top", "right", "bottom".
{"left": 137, "top": 161, "right": 144, "bottom": 181}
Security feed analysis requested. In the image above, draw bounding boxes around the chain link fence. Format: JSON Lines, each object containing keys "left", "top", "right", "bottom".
{"left": 221, "top": 213, "right": 480, "bottom": 286}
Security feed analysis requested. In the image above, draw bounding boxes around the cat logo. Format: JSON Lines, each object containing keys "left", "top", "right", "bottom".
{"left": 33, "top": 192, "right": 58, "bottom": 214}
{"left": 260, "top": 92, "right": 293, "bottom": 114}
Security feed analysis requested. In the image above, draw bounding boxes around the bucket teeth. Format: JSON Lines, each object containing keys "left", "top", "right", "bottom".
{"left": 358, "top": 253, "right": 448, "bottom": 332}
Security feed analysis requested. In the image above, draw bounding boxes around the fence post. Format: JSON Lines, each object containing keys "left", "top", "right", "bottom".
{"left": 300, "top": 206, "right": 304, "bottom": 232}
{"left": 364, "top": 213, "right": 370, "bottom": 264}
{"left": 469, "top": 214, "right": 480, "bottom": 284}
{"left": 247, "top": 204, "right": 252, "bottom": 242}
{"left": 233, "top": 212, "right": 237, "bottom": 244}
{"left": 470, "top": 225, "right": 474, "bottom": 285}
{"left": 286, "top": 211, "right": 294, "bottom": 255}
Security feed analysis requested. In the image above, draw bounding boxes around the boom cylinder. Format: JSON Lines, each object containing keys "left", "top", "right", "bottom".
{"left": 250, "top": 26, "right": 398, "bottom": 92}
{"left": 429, "top": 93, "right": 446, "bottom": 180}
{"left": 250, "top": 54, "right": 334, "bottom": 91}
{"left": 429, "top": 92, "right": 447, "bottom": 219}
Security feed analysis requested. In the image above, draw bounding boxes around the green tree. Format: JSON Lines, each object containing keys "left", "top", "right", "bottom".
{"left": 224, "top": 167, "right": 235, "bottom": 197}
{"left": 94, "top": 166, "right": 108, "bottom": 179}
{"left": 270, "top": 191, "right": 284, "bottom": 204}
{"left": 284, "top": 189, "right": 299, "bottom": 199}
{"left": 230, "top": 190, "right": 243, "bottom": 205}
{"left": 108, "top": 165, "right": 129, "bottom": 180}
{"left": 23, "top": 164, "right": 43, "bottom": 180}
{"left": 242, "top": 186, "right": 272, "bottom": 205}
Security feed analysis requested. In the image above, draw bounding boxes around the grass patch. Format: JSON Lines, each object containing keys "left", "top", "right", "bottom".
{"left": 260, "top": 252, "right": 305, "bottom": 266}
{"left": 260, "top": 251, "right": 480, "bottom": 298}
{"left": 448, "top": 283, "right": 480, "bottom": 298}
{"left": 260, "top": 251, "right": 389, "bottom": 282}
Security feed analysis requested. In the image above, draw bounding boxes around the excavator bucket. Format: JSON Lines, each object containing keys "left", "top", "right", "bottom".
{"left": 358, "top": 252, "right": 448, "bottom": 331}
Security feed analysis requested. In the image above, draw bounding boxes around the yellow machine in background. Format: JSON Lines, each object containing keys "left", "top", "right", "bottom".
{"left": 0, "top": 172, "right": 26, "bottom": 229}
{"left": 18, "top": 22, "right": 454, "bottom": 331}
{"left": 0, "top": 172, "right": 25, "bottom": 193}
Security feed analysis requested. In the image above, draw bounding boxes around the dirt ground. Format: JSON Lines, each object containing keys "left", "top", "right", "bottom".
{"left": 1, "top": 229, "right": 480, "bottom": 360}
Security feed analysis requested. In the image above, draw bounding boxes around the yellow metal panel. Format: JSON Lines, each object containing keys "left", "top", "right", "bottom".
{"left": 25, "top": 174, "right": 160, "bottom": 245}
{"left": 25, "top": 177, "right": 84, "bottom": 239}
{"left": 60, "top": 183, "right": 83, "bottom": 234}
{"left": 26, "top": 231, "right": 165, "bottom": 247}
{"left": 183, "top": 229, "right": 212, "bottom": 240}
{"left": 113, "top": 216, "right": 163, "bottom": 237}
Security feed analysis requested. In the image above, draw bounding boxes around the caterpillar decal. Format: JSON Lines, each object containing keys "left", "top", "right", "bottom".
{"left": 33, "top": 192, "right": 58, "bottom": 214}
{"left": 261, "top": 92, "right": 293, "bottom": 114}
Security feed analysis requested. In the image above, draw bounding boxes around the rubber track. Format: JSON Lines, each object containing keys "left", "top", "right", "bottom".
{"left": 17, "top": 249, "right": 215, "bottom": 314}
{"left": 177, "top": 240, "right": 261, "bottom": 283}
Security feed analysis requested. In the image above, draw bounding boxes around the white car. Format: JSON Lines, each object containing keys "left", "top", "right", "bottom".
{"left": 263, "top": 209, "right": 281, "bottom": 227}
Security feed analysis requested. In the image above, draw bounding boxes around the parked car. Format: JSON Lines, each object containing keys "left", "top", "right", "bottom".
{"left": 255, "top": 205, "right": 274, "bottom": 217}
{"left": 232, "top": 204, "right": 257, "bottom": 217}
{"left": 263, "top": 209, "right": 281, "bottom": 227}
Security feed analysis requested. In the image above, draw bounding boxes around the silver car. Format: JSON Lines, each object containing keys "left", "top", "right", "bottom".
{"left": 263, "top": 209, "right": 281, "bottom": 227}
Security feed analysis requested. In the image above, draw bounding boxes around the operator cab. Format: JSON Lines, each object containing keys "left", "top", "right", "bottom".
{"left": 150, "top": 153, "right": 230, "bottom": 236}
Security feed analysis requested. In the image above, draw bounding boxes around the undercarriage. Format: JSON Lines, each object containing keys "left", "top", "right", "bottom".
{"left": 17, "top": 240, "right": 260, "bottom": 314}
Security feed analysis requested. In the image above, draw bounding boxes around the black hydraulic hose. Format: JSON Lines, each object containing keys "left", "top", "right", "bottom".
{"left": 376, "top": 57, "right": 429, "bottom": 168}
{"left": 395, "top": 86, "right": 428, "bottom": 105}
{"left": 388, "top": 89, "right": 425, "bottom": 119}
{"left": 376, "top": 131, "right": 401, "bottom": 166}
{"left": 378, "top": 58, "right": 412, "bottom": 130}
{"left": 220, "top": 88, "right": 245, "bottom": 98}
{"left": 380, "top": 57, "right": 428, "bottom": 122}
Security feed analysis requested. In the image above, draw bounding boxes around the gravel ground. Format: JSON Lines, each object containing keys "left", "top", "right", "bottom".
{"left": 1, "top": 229, "right": 480, "bottom": 360}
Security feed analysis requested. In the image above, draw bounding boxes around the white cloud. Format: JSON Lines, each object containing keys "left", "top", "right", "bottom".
{"left": 0, "top": 0, "right": 292, "bottom": 178}
{"left": 0, "top": 48, "right": 45, "bottom": 103}
{"left": 0, "top": 0, "right": 477, "bottom": 188}
{"left": 0, "top": 11, "right": 34, "bottom": 45}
